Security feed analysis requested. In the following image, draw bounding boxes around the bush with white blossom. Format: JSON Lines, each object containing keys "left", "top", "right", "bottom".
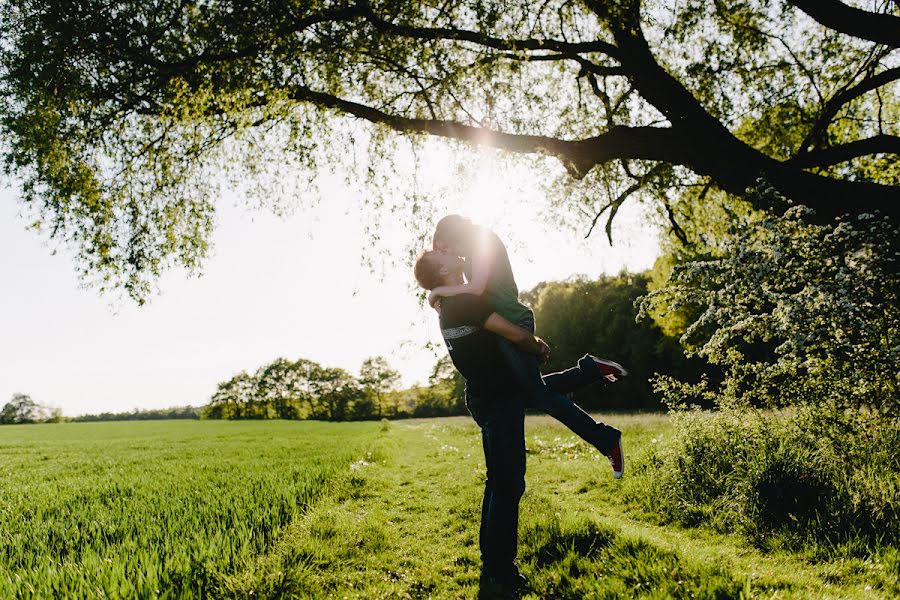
{"left": 639, "top": 190, "right": 899, "bottom": 415}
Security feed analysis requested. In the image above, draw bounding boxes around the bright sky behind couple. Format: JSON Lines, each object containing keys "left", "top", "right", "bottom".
{"left": 1, "top": 140, "right": 660, "bottom": 417}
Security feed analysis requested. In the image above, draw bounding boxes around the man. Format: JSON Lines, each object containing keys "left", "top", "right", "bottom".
{"left": 414, "top": 249, "right": 624, "bottom": 597}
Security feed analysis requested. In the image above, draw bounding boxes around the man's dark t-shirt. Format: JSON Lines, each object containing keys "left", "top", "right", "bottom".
{"left": 439, "top": 293, "right": 516, "bottom": 399}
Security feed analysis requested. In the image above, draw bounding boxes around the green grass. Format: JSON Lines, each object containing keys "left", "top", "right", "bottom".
{"left": 0, "top": 420, "right": 380, "bottom": 598}
{"left": 1, "top": 415, "right": 896, "bottom": 598}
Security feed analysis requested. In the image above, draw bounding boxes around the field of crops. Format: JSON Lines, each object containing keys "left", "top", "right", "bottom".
{"left": 1, "top": 415, "right": 896, "bottom": 599}
{"left": 0, "top": 420, "right": 380, "bottom": 597}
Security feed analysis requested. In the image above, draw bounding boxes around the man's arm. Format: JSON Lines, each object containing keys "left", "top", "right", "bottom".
{"left": 427, "top": 235, "right": 493, "bottom": 306}
{"left": 483, "top": 313, "right": 550, "bottom": 362}
{"left": 429, "top": 256, "right": 489, "bottom": 299}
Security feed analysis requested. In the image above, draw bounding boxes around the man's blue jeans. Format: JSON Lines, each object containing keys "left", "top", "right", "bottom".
{"left": 466, "top": 391, "right": 525, "bottom": 579}
{"left": 466, "top": 348, "right": 621, "bottom": 577}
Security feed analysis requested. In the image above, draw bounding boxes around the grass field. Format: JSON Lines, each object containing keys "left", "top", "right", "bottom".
{"left": 1, "top": 415, "right": 896, "bottom": 598}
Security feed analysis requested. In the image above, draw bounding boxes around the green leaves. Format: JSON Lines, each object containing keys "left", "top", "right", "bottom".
{"left": 1, "top": 0, "right": 897, "bottom": 299}
{"left": 641, "top": 185, "right": 900, "bottom": 414}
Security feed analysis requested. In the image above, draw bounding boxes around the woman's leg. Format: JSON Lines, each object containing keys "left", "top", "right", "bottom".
{"left": 541, "top": 354, "right": 619, "bottom": 395}
{"left": 499, "top": 321, "right": 621, "bottom": 455}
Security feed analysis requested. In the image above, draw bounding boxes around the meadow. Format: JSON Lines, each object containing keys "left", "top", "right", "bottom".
{"left": 0, "top": 420, "right": 380, "bottom": 598}
{"left": 1, "top": 415, "right": 896, "bottom": 598}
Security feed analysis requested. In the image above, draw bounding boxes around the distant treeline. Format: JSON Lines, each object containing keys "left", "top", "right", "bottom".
{"left": 202, "top": 356, "right": 452, "bottom": 421}
{"left": 205, "top": 272, "right": 699, "bottom": 422}
{"left": 72, "top": 406, "right": 202, "bottom": 422}
{"left": 0, "top": 394, "right": 203, "bottom": 424}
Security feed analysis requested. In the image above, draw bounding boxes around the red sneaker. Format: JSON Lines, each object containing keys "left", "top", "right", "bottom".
{"left": 585, "top": 355, "right": 628, "bottom": 382}
{"left": 608, "top": 438, "right": 624, "bottom": 479}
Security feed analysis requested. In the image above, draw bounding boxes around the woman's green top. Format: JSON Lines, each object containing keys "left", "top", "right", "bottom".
{"left": 464, "top": 227, "right": 534, "bottom": 325}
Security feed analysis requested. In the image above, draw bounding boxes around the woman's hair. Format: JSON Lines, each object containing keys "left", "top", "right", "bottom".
{"left": 413, "top": 250, "right": 443, "bottom": 290}
{"left": 432, "top": 214, "right": 473, "bottom": 250}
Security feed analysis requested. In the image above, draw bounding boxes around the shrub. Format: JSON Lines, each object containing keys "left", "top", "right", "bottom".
{"left": 632, "top": 188, "right": 899, "bottom": 557}
{"left": 638, "top": 193, "right": 900, "bottom": 415}
{"left": 627, "top": 406, "right": 900, "bottom": 554}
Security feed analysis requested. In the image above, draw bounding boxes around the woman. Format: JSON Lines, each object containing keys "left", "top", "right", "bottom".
{"left": 428, "top": 215, "right": 627, "bottom": 477}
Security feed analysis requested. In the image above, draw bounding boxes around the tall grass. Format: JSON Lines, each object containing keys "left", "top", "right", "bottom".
{"left": 623, "top": 407, "right": 900, "bottom": 555}
{"left": 0, "top": 420, "right": 379, "bottom": 598}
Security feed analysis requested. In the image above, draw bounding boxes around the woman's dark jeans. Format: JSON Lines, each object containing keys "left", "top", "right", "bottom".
{"left": 497, "top": 318, "right": 621, "bottom": 454}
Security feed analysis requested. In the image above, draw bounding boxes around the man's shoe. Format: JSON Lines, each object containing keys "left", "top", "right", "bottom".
{"left": 480, "top": 569, "right": 527, "bottom": 598}
{"left": 582, "top": 355, "right": 628, "bottom": 382}
{"left": 608, "top": 437, "right": 624, "bottom": 479}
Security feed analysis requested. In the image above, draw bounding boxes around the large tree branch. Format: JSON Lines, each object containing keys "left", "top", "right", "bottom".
{"left": 355, "top": 1, "right": 621, "bottom": 59}
{"left": 287, "top": 83, "right": 899, "bottom": 222}
{"left": 788, "top": 135, "right": 900, "bottom": 168}
{"left": 288, "top": 84, "right": 679, "bottom": 176}
{"left": 799, "top": 66, "right": 900, "bottom": 153}
{"left": 787, "top": 0, "right": 900, "bottom": 48}
{"left": 584, "top": 1, "right": 736, "bottom": 138}
{"left": 581, "top": 0, "right": 900, "bottom": 221}
{"left": 828, "top": 67, "right": 900, "bottom": 114}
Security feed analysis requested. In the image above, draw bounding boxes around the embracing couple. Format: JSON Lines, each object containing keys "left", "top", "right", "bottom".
{"left": 414, "top": 215, "right": 627, "bottom": 598}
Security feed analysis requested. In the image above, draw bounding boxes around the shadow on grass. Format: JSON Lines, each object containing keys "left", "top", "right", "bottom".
{"left": 529, "top": 519, "right": 615, "bottom": 567}
{"left": 517, "top": 517, "right": 774, "bottom": 600}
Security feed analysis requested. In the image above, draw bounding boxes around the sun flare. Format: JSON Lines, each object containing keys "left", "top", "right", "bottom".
{"left": 419, "top": 142, "right": 539, "bottom": 233}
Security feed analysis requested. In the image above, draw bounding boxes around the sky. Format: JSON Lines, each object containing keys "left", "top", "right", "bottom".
{"left": 0, "top": 144, "right": 661, "bottom": 416}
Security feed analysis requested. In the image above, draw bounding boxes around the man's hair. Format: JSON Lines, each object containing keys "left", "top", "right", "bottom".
{"left": 432, "top": 214, "right": 473, "bottom": 250}
{"left": 414, "top": 250, "right": 443, "bottom": 290}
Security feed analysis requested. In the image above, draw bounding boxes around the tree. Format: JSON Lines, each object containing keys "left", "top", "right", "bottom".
{"left": 1, "top": 1, "right": 897, "bottom": 299}
{"left": 359, "top": 356, "right": 401, "bottom": 418}
{"left": 255, "top": 357, "right": 323, "bottom": 419}
{"left": 524, "top": 274, "right": 700, "bottom": 410}
{"left": 430, "top": 355, "right": 466, "bottom": 409}
{"left": 311, "top": 366, "right": 365, "bottom": 421}
{"left": 205, "top": 356, "right": 373, "bottom": 420}
{"left": 0, "top": 393, "right": 41, "bottom": 424}
{"left": 205, "top": 371, "right": 257, "bottom": 419}
{"left": 45, "top": 406, "right": 66, "bottom": 423}
{"left": 412, "top": 355, "right": 467, "bottom": 417}
{"left": 644, "top": 187, "right": 765, "bottom": 341}
{"left": 638, "top": 190, "right": 900, "bottom": 415}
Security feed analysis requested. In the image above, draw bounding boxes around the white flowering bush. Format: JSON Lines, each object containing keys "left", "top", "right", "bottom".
{"left": 633, "top": 194, "right": 900, "bottom": 553}
{"left": 639, "top": 190, "right": 899, "bottom": 415}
